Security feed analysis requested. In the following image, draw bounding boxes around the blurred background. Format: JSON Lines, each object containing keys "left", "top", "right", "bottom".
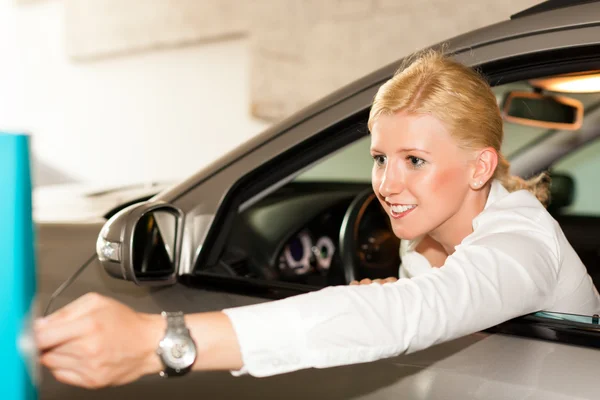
{"left": 0, "top": 0, "right": 538, "bottom": 218}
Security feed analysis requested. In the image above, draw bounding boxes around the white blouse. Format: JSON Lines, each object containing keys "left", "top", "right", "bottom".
{"left": 223, "top": 180, "right": 600, "bottom": 377}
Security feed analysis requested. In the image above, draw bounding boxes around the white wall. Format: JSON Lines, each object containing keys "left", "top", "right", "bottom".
{"left": 0, "top": 0, "right": 540, "bottom": 189}
{"left": 0, "top": 0, "right": 269, "bottom": 187}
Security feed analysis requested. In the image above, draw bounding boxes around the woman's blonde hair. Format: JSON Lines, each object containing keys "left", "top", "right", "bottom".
{"left": 368, "top": 49, "right": 550, "bottom": 206}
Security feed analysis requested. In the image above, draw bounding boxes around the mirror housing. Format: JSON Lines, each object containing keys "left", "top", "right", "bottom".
{"left": 501, "top": 91, "right": 583, "bottom": 131}
{"left": 96, "top": 201, "right": 184, "bottom": 286}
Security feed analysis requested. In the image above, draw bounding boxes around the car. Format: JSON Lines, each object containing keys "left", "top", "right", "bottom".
{"left": 38, "top": 1, "right": 600, "bottom": 399}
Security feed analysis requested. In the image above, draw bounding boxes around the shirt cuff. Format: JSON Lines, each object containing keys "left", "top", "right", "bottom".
{"left": 222, "top": 298, "right": 310, "bottom": 377}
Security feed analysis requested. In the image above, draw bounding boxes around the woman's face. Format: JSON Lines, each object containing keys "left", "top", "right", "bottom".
{"left": 370, "top": 111, "right": 474, "bottom": 241}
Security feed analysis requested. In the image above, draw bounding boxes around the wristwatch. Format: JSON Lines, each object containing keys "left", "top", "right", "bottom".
{"left": 156, "top": 311, "right": 197, "bottom": 378}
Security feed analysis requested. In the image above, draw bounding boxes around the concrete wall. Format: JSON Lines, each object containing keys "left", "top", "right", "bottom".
{"left": 65, "top": 0, "right": 249, "bottom": 60}
{"left": 0, "top": 0, "right": 268, "bottom": 187}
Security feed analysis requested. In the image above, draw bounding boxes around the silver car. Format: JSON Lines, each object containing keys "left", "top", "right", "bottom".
{"left": 39, "top": 1, "right": 600, "bottom": 399}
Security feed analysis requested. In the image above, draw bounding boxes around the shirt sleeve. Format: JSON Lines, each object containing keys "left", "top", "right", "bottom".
{"left": 222, "top": 210, "right": 560, "bottom": 378}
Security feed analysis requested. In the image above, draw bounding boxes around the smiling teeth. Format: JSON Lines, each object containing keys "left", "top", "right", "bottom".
{"left": 391, "top": 204, "right": 416, "bottom": 213}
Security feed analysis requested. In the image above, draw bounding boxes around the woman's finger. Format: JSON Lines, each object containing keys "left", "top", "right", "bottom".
{"left": 40, "top": 292, "right": 105, "bottom": 326}
{"left": 35, "top": 314, "right": 98, "bottom": 351}
{"left": 41, "top": 332, "right": 108, "bottom": 360}
{"left": 51, "top": 369, "right": 88, "bottom": 388}
{"left": 350, "top": 277, "right": 398, "bottom": 286}
{"left": 41, "top": 351, "right": 79, "bottom": 371}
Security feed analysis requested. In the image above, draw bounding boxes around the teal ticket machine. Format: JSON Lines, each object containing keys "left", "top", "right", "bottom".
{"left": 0, "top": 133, "right": 38, "bottom": 399}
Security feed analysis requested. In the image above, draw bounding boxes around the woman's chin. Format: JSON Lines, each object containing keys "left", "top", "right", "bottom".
{"left": 392, "top": 226, "right": 423, "bottom": 242}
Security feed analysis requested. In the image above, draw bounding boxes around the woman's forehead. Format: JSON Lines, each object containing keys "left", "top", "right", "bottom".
{"left": 370, "top": 112, "right": 455, "bottom": 150}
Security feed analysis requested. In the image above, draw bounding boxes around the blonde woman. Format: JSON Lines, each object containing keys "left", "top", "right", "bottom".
{"left": 35, "top": 51, "right": 600, "bottom": 388}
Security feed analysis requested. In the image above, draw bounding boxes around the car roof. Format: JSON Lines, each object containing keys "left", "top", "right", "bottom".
{"left": 511, "top": 0, "right": 599, "bottom": 19}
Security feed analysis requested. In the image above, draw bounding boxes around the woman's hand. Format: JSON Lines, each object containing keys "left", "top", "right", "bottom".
{"left": 34, "top": 292, "right": 164, "bottom": 389}
{"left": 349, "top": 277, "right": 398, "bottom": 285}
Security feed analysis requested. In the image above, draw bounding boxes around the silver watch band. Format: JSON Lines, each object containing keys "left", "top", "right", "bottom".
{"left": 162, "top": 311, "right": 187, "bottom": 335}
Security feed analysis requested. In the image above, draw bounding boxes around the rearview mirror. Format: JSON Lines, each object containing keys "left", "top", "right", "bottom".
{"left": 501, "top": 91, "right": 583, "bottom": 131}
{"left": 96, "top": 201, "right": 183, "bottom": 286}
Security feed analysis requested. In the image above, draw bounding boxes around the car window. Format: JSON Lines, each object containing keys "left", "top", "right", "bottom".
{"left": 551, "top": 138, "right": 600, "bottom": 216}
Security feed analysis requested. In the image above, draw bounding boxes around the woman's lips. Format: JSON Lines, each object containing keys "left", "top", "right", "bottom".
{"left": 389, "top": 205, "right": 417, "bottom": 219}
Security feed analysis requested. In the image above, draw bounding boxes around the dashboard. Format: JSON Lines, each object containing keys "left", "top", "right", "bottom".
{"left": 223, "top": 181, "right": 398, "bottom": 287}
{"left": 278, "top": 231, "right": 334, "bottom": 276}
{"left": 275, "top": 199, "right": 350, "bottom": 286}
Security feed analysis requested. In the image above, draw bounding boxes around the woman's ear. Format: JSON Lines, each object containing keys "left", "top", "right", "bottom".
{"left": 470, "top": 148, "right": 498, "bottom": 190}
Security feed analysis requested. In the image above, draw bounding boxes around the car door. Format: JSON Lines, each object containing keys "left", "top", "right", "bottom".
{"left": 39, "top": 6, "right": 600, "bottom": 400}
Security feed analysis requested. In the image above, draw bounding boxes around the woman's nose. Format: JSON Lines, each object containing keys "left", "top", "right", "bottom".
{"left": 378, "top": 166, "right": 405, "bottom": 198}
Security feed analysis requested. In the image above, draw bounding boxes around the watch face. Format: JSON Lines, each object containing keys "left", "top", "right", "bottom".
{"left": 160, "top": 335, "right": 197, "bottom": 370}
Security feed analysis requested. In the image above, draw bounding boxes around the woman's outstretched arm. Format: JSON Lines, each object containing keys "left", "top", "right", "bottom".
{"left": 35, "top": 294, "right": 243, "bottom": 388}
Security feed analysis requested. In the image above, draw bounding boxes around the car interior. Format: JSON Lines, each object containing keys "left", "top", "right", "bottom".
{"left": 201, "top": 70, "right": 600, "bottom": 308}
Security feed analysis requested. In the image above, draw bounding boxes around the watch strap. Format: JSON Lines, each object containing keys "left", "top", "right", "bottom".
{"left": 164, "top": 311, "right": 188, "bottom": 335}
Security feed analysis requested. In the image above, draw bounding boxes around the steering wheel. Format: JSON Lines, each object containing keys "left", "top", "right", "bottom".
{"left": 338, "top": 189, "right": 401, "bottom": 284}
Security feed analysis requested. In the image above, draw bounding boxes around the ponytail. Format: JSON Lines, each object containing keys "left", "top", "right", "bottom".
{"left": 495, "top": 154, "right": 551, "bottom": 207}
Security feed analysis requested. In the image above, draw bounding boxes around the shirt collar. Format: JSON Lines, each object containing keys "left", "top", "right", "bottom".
{"left": 483, "top": 179, "right": 510, "bottom": 211}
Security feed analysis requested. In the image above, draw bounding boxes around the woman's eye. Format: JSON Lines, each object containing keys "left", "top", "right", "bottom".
{"left": 407, "top": 156, "right": 426, "bottom": 168}
{"left": 372, "top": 155, "right": 386, "bottom": 166}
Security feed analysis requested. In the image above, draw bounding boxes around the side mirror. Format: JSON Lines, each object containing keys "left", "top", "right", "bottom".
{"left": 501, "top": 91, "right": 583, "bottom": 131}
{"left": 548, "top": 173, "right": 575, "bottom": 214}
{"left": 96, "top": 201, "right": 183, "bottom": 286}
